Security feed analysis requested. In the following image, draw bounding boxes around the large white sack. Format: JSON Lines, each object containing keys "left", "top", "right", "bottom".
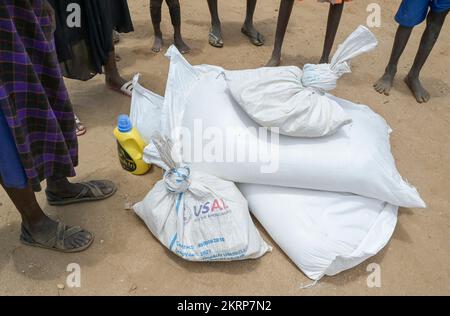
{"left": 143, "top": 46, "right": 426, "bottom": 208}
{"left": 224, "top": 25, "right": 377, "bottom": 138}
{"left": 238, "top": 183, "right": 399, "bottom": 281}
{"left": 134, "top": 134, "right": 271, "bottom": 262}
{"left": 130, "top": 74, "right": 165, "bottom": 144}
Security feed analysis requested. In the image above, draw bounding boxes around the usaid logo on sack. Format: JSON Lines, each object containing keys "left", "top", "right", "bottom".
{"left": 184, "top": 198, "right": 231, "bottom": 224}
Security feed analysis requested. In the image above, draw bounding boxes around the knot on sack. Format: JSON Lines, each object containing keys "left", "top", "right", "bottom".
{"left": 164, "top": 167, "right": 191, "bottom": 193}
{"left": 301, "top": 63, "right": 341, "bottom": 93}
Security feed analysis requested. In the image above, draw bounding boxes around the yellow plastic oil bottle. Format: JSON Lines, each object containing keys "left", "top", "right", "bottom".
{"left": 114, "top": 114, "right": 150, "bottom": 175}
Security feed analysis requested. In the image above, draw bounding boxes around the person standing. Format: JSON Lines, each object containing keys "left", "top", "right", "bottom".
{"left": 150, "top": 0, "right": 191, "bottom": 53}
{"left": 207, "top": 0, "right": 265, "bottom": 48}
{"left": 373, "top": 0, "right": 449, "bottom": 103}
{"left": 267, "top": 0, "right": 349, "bottom": 66}
{"left": 49, "top": 0, "right": 135, "bottom": 135}
{"left": 0, "top": 0, "right": 116, "bottom": 252}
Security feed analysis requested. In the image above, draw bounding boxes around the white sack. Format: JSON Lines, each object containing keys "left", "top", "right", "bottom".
{"left": 224, "top": 25, "right": 378, "bottom": 138}
{"left": 143, "top": 46, "right": 426, "bottom": 208}
{"left": 134, "top": 134, "right": 271, "bottom": 262}
{"left": 130, "top": 74, "right": 164, "bottom": 144}
{"left": 239, "top": 183, "right": 399, "bottom": 281}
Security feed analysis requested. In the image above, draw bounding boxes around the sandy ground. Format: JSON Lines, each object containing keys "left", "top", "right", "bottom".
{"left": 0, "top": 0, "right": 449, "bottom": 296}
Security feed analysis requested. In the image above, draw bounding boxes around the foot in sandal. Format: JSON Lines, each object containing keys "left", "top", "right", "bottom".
{"left": 104, "top": 51, "right": 133, "bottom": 97}
{"left": 208, "top": 25, "right": 223, "bottom": 48}
{"left": 174, "top": 33, "right": 191, "bottom": 54}
{"left": 152, "top": 33, "right": 164, "bottom": 53}
{"left": 105, "top": 74, "right": 133, "bottom": 97}
{"left": 75, "top": 114, "right": 86, "bottom": 137}
{"left": 113, "top": 30, "right": 121, "bottom": 44}
{"left": 21, "top": 217, "right": 94, "bottom": 253}
{"left": 46, "top": 178, "right": 117, "bottom": 206}
{"left": 241, "top": 24, "right": 265, "bottom": 46}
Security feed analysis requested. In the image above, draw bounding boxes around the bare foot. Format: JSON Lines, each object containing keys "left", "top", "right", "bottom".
{"left": 405, "top": 75, "right": 430, "bottom": 103}
{"left": 174, "top": 35, "right": 191, "bottom": 54}
{"left": 374, "top": 65, "right": 397, "bottom": 96}
{"left": 152, "top": 33, "right": 163, "bottom": 53}
{"left": 266, "top": 54, "right": 281, "bottom": 67}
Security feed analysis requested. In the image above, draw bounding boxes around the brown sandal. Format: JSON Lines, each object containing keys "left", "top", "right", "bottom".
{"left": 20, "top": 222, "right": 94, "bottom": 253}
{"left": 46, "top": 180, "right": 117, "bottom": 206}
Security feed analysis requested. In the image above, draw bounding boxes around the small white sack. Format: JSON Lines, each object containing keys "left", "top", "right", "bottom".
{"left": 239, "top": 184, "right": 399, "bottom": 281}
{"left": 143, "top": 45, "right": 426, "bottom": 208}
{"left": 130, "top": 74, "right": 165, "bottom": 144}
{"left": 224, "top": 25, "right": 378, "bottom": 138}
{"left": 134, "top": 134, "right": 271, "bottom": 262}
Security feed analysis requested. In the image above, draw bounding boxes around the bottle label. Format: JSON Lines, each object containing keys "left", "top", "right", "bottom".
{"left": 117, "top": 141, "right": 137, "bottom": 172}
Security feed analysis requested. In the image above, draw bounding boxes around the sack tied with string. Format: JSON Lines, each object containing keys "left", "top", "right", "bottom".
{"left": 134, "top": 134, "right": 271, "bottom": 262}
{"left": 224, "top": 25, "right": 378, "bottom": 138}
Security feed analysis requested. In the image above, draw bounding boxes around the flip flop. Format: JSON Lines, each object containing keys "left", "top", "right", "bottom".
{"left": 152, "top": 37, "right": 164, "bottom": 53}
{"left": 208, "top": 31, "right": 223, "bottom": 48}
{"left": 20, "top": 222, "right": 94, "bottom": 253}
{"left": 108, "top": 80, "right": 134, "bottom": 97}
{"left": 75, "top": 114, "right": 86, "bottom": 137}
{"left": 241, "top": 28, "right": 265, "bottom": 46}
{"left": 176, "top": 44, "right": 191, "bottom": 54}
{"left": 152, "top": 46, "right": 161, "bottom": 53}
{"left": 120, "top": 80, "right": 134, "bottom": 97}
{"left": 46, "top": 180, "right": 117, "bottom": 206}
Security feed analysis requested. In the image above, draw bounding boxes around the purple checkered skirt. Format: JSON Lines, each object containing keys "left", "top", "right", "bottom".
{"left": 0, "top": 0, "right": 78, "bottom": 191}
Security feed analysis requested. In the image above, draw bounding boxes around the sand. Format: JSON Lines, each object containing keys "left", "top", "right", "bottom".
{"left": 0, "top": 0, "right": 449, "bottom": 296}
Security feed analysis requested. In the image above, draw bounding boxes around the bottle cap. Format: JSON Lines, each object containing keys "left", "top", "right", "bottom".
{"left": 117, "top": 114, "right": 133, "bottom": 133}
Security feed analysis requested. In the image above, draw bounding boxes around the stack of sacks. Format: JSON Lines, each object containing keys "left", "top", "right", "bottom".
{"left": 133, "top": 27, "right": 426, "bottom": 281}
